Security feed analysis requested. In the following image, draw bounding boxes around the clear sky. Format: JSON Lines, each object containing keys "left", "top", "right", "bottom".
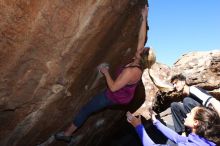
{"left": 146, "top": 0, "right": 220, "bottom": 66}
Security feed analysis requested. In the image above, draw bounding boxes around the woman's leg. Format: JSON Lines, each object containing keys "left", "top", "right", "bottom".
{"left": 66, "top": 91, "right": 114, "bottom": 135}
{"left": 183, "top": 97, "right": 201, "bottom": 113}
{"left": 170, "top": 102, "right": 186, "bottom": 134}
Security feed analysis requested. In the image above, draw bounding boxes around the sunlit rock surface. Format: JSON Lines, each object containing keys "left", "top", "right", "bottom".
{"left": 135, "top": 63, "right": 172, "bottom": 118}
{"left": 0, "top": 0, "right": 147, "bottom": 145}
{"left": 173, "top": 50, "right": 220, "bottom": 91}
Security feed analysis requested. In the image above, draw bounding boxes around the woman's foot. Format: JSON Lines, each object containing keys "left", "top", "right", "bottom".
{"left": 54, "top": 131, "right": 72, "bottom": 143}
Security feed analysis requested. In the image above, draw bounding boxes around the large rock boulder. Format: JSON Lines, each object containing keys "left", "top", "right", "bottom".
{"left": 173, "top": 50, "right": 220, "bottom": 92}
{"left": 1, "top": 0, "right": 219, "bottom": 145}
{"left": 0, "top": 0, "right": 148, "bottom": 146}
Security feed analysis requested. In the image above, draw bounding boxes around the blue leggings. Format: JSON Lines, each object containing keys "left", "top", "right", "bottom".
{"left": 73, "top": 91, "right": 115, "bottom": 127}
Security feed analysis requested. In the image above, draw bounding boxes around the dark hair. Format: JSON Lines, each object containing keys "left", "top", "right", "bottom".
{"left": 170, "top": 74, "right": 186, "bottom": 83}
{"left": 194, "top": 106, "right": 220, "bottom": 144}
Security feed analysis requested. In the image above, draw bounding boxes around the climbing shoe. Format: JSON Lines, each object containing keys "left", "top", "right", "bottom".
{"left": 54, "top": 132, "right": 72, "bottom": 143}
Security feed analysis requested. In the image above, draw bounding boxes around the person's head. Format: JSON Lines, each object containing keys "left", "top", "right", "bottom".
{"left": 184, "top": 106, "right": 220, "bottom": 143}
{"left": 139, "top": 47, "right": 156, "bottom": 69}
{"left": 170, "top": 74, "right": 186, "bottom": 92}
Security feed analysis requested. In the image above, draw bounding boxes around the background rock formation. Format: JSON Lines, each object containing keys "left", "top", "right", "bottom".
{"left": 173, "top": 50, "right": 220, "bottom": 90}
{"left": 0, "top": 0, "right": 147, "bottom": 145}
{"left": 137, "top": 50, "right": 220, "bottom": 115}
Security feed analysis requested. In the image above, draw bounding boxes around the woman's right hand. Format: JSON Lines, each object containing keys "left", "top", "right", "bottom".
{"left": 126, "top": 111, "right": 142, "bottom": 127}
{"left": 141, "top": 5, "right": 148, "bottom": 19}
{"left": 99, "top": 66, "right": 109, "bottom": 75}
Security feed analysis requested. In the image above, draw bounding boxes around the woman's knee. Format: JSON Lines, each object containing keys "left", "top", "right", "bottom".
{"left": 171, "top": 102, "right": 180, "bottom": 110}
{"left": 183, "top": 97, "right": 193, "bottom": 105}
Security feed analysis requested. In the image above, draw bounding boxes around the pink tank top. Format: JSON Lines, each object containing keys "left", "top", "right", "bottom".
{"left": 105, "top": 65, "right": 141, "bottom": 104}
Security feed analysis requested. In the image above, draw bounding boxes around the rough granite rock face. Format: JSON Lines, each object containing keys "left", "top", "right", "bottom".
{"left": 0, "top": 0, "right": 148, "bottom": 146}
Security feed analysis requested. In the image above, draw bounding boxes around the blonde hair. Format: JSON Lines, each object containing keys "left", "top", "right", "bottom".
{"left": 140, "top": 47, "right": 156, "bottom": 69}
{"left": 141, "top": 47, "right": 174, "bottom": 92}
